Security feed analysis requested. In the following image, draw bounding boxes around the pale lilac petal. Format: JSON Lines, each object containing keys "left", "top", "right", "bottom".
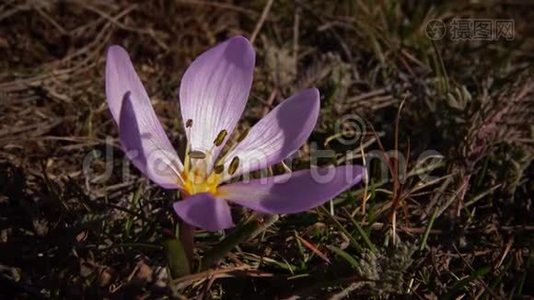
{"left": 218, "top": 165, "right": 365, "bottom": 214}
{"left": 119, "top": 97, "right": 183, "bottom": 188}
{"left": 179, "top": 36, "right": 255, "bottom": 169}
{"left": 221, "top": 88, "right": 320, "bottom": 181}
{"left": 106, "top": 45, "right": 183, "bottom": 188}
{"left": 173, "top": 193, "right": 234, "bottom": 231}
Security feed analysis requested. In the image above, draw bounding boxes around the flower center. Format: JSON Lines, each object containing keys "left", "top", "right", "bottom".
{"left": 181, "top": 167, "right": 221, "bottom": 196}
{"left": 179, "top": 122, "right": 242, "bottom": 196}
{"left": 181, "top": 147, "right": 221, "bottom": 195}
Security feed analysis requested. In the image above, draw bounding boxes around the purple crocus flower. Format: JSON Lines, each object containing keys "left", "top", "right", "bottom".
{"left": 105, "top": 36, "right": 365, "bottom": 231}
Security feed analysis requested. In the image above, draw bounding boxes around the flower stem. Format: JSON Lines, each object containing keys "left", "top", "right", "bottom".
{"left": 164, "top": 238, "right": 191, "bottom": 278}
{"left": 179, "top": 221, "right": 195, "bottom": 264}
{"left": 164, "top": 221, "right": 194, "bottom": 279}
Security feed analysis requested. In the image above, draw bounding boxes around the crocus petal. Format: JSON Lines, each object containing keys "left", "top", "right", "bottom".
{"left": 119, "top": 96, "right": 182, "bottom": 188}
{"left": 173, "top": 193, "right": 234, "bottom": 231}
{"left": 218, "top": 165, "right": 365, "bottom": 214}
{"left": 221, "top": 88, "right": 320, "bottom": 181}
{"left": 179, "top": 36, "right": 255, "bottom": 169}
{"left": 106, "top": 45, "right": 183, "bottom": 188}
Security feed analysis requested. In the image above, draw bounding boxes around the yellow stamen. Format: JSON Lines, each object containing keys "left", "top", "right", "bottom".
{"left": 189, "top": 150, "right": 206, "bottom": 159}
{"left": 237, "top": 127, "right": 250, "bottom": 142}
{"left": 213, "top": 164, "right": 225, "bottom": 174}
{"left": 181, "top": 167, "right": 222, "bottom": 196}
{"left": 228, "top": 156, "right": 240, "bottom": 175}
{"left": 213, "top": 129, "right": 228, "bottom": 146}
{"left": 183, "top": 120, "right": 193, "bottom": 174}
{"left": 179, "top": 127, "right": 242, "bottom": 196}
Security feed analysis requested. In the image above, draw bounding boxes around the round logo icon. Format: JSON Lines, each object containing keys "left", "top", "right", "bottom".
{"left": 335, "top": 114, "right": 366, "bottom": 146}
{"left": 425, "top": 19, "right": 446, "bottom": 40}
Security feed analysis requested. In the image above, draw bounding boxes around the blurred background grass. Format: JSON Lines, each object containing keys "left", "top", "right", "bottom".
{"left": 0, "top": 0, "right": 533, "bottom": 298}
